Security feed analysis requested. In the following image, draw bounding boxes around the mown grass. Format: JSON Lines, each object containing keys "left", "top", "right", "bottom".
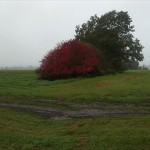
{"left": 0, "top": 108, "right": 150, "bottom": 150}
{"left": 0, "top": 70, "right": 150, "bottom": 104}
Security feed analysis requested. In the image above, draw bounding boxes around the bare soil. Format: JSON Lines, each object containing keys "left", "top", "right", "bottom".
{"left": 0, "top": 101, "right": 150, "bottom": 120}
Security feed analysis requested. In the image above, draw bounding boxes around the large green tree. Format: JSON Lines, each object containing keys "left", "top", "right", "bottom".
{"left": 75, "top": 10, "right": 144, "bottom": 73}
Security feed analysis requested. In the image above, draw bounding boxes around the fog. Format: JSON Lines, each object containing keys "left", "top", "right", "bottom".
{"left": 0, "top": 0, "right": 150, "bottom": 67}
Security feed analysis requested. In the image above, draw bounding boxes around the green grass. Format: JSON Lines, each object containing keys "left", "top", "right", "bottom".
{"left": 0, "top": 70, "right": 150, "bottom": 149}
{"left": 0, "top": 70, "right": 150, "bottom": 104}
{"left": 0, "top": 108, "right": 150, "bottom": 150}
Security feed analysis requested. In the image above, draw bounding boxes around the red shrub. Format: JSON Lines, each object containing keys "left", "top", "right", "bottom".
{"left": 38, "top": 40, "right": 101, "bottom": 80}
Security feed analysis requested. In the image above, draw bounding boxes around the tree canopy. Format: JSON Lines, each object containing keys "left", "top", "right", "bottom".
{"left": 75, "top": 10, "right": 144, "bottom": 73}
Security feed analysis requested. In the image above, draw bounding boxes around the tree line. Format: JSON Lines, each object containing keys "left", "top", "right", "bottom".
{"left": 37, "top": 10, "right": 144, "bottom": 80}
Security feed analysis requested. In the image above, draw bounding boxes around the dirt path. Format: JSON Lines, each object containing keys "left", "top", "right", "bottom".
{"left": 0, "top": 102, "right": 150, "bottom": 120}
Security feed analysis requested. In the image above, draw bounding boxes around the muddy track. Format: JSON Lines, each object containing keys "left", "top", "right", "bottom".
{"left": 0, "top": 103, "right": 150, "bottom": 120}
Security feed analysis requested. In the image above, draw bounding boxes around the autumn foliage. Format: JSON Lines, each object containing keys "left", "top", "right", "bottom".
{"left": 38, "top": 40, "right": 101, "bottom": 80}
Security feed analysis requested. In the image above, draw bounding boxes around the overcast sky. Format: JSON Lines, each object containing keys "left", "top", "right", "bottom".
{"left": 0, "top": 0, "right": 149, "bottom": 67}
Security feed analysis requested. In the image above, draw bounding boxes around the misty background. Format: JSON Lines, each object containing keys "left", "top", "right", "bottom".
{"left": 0, "top": 0, "right": 150, "bottom": 69}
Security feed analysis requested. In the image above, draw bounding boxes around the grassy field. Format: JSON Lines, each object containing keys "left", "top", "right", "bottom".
{"left": 0, "top": 70, "right": 150, "bottom": 105}
{"left": 0, "top": 108, "right": 150, "bottom": 150}
{"left": 0, "top": 70, "right": 150, "bottom": 149}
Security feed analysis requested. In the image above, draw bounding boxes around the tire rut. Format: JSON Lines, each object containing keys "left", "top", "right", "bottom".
{"left": 0, "top": 103, "right": 150, "bottom": 120}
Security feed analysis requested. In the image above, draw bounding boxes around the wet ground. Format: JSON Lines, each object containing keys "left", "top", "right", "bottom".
{"left": 0, "top": 101, "right": 150, "bottom": 120}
